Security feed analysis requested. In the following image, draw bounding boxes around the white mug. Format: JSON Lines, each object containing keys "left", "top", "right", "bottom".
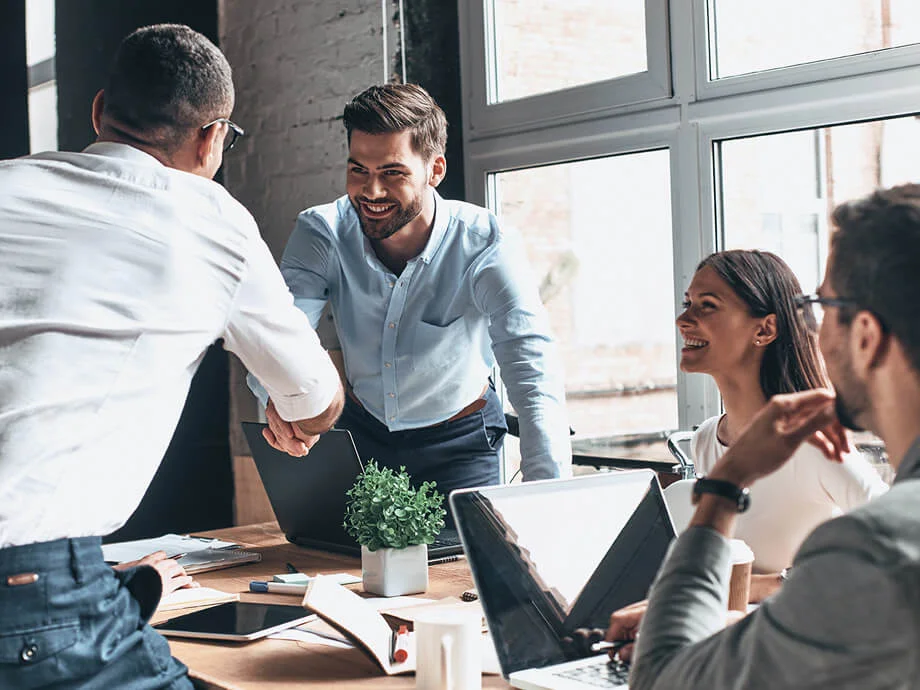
{"left": 414, "top": 610, "right": 481, "bottom": 690}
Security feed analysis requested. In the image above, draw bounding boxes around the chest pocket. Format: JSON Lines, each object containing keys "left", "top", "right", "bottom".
{"left": 412, "top": 317, "right": 469, "bottom": 371}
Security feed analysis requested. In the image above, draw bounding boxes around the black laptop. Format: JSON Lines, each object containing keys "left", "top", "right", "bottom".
{"left": 242, "top": 422, "right": 463, "bottom": 561}
{"left": 450, "top": 470, "right": 676, "bottom": 689}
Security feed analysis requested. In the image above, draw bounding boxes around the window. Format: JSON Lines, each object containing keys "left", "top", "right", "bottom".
{"left": 709, "top": 0, "right": 920, "bottom": 79}
{"left": 492, "top": 152, "right": 677, "bottom": 471}
{"left": 26, "top": 0, "right": 56, "bottom": 153}
{"left": 489, "top": 0, "right": 647, "bottom": 103}
{"left": 461, "top": 0, "right": 920, "bottom": 478}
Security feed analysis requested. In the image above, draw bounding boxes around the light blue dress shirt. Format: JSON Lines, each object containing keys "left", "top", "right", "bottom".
{"left": 251, "top": 192, "right": 571, "bottom": 480}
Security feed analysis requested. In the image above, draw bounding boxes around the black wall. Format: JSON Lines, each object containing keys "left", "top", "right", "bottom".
{"left": 404, "top": 0, "right": 466, "bottom": 202}
{"left": 53, "top": 0, "right": 233, "bottom": 540}
{"left": 0, "top": 1, "right": 29, "bottom": 160}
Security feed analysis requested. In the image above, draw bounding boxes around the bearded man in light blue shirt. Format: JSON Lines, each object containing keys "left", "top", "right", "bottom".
{"left": 250, "top": 83, "right": 571, "bottom": 502}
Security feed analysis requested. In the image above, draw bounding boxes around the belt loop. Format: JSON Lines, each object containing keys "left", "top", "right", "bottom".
{"left": 69, "top": 540, "right": 83, "bottom": 585}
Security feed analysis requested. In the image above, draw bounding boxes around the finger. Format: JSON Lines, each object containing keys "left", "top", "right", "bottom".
{"left": 806, "top": 431, "right": 837, "bottom": 461}
{"left": 611, "top": 642, "right": 635, "bottom": 663}
{"left": 263, "top": 427, "right": 307, "bottom": 457}
{"left": 776, "top": 400, "right": 836, "bottom": 441}
{"left": 139, "top": 551, "right": 168, "bottom": 566}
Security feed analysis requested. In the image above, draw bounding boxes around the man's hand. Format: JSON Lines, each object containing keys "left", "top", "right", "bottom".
{"left": 264, "top": 399, "right": 311, "bottom": 457}
{"left": 263, "top": 386, "right": 345, "bottom": 457}
{"left": 605, "top": 600, "right": 747, "bottom": 662}
{"left": 708, "top": 389, "right": 844, "bottom": 489}
{"left": 112, "top": 551, "right": 197, "bottom": 596}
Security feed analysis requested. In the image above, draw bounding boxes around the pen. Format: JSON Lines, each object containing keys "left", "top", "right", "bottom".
{"left": 591, "top": 638, "right": 634, "bottom": 653}
{"left": 428, "top": 554, "right": 464, "bottom": 565}
{"left": 391, "top": 625, "right": 410, "bottom": 663}
{"left": 285, "top": 562, "right": 299, "bottom": 574}
{"left": 249, "top": 581, "right": 307, "bottom": 595}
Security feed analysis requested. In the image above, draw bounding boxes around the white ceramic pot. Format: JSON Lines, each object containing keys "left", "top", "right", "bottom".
{"left": 361, "top": 543, "right": 428, "bottom": 597}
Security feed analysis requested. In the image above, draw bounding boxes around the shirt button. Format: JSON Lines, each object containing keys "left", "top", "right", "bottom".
{"left": 389, "top": 415, "right": 395, "bottom": 421}
{"left": 388, "top": 322, "right": 396, "bottom": 329}
{"left": 388, "top": 282, "right": 394, "bottom": 288}
{"left": 21, "top": 643, "right": 38, "bottom": 662}
{"left": 388, "top": 392, "right": 395, "bottom": 398}
{"left": 384, "top": 362, "right": 391, "bottom": 368}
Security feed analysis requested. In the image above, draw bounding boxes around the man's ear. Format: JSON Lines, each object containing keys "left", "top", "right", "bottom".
{"left": 849, "top": 311, "right": 888, "bottom": 375}
{"left": 428, "top": 154, "right": 447, "bottom": 188}
{"left": 91, "top": 90, "right": 105, "bottom": 135}
{"left": 755, "top": 314, "right": 778, "bottom": 347}
{"left": 196, "top": 122, "right": 223, "bottom": 171}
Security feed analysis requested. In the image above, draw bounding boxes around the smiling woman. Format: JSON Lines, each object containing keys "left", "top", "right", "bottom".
{"left": 677, "top": 249, "right": 888, "bottom": 598}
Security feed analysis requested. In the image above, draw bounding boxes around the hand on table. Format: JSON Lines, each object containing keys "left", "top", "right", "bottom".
{"left": 112, "top": 551, "right": 198, "bottom": 596}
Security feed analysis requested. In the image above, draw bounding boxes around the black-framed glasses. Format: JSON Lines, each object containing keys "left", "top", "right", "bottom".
{"left": 794, "top": 293, "right": 858, "bottom": 311}
{"left": 202, "top": 117, "right": 245, "bottom": 152}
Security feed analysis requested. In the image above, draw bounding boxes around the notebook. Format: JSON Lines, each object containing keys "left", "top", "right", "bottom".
{"left": 102, "top": 534, "right": 262, "bottom": 575}
{"left": 450, "top": 470, "right": 677, "bottom": 690}
{"left": 242, "top": 423, "right": 463, "bottom": 561}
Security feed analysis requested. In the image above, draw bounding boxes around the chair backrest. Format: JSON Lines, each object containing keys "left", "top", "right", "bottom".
{"left": 662, "top": 478, "right": 696, "bottom": 534}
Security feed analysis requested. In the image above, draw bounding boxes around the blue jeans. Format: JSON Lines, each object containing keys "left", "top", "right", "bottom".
{"left": 0, "top": 537, "right": 192, "bottom": 689}
{"left": 337, "top": 384, "right": 507, "bottom": 522}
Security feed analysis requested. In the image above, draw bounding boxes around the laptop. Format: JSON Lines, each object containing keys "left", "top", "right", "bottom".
{"left": 242, "top": 422, "right": 463, "bottom": 561}
{"left": 450, "top": 469, "right": 676, "bottom": 690}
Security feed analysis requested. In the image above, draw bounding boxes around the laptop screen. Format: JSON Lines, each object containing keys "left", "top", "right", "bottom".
{"left": 450, "top": 470, "right": 675, "bottom": 677}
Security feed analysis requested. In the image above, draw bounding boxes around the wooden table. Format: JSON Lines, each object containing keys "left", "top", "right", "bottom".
{"left": 156, "top": 522, "right": 510, "bottom": 689}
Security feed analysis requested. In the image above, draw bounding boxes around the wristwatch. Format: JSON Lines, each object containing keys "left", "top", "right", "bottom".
{"left": 692, "top": 477, "right": 751, "bottom": 513}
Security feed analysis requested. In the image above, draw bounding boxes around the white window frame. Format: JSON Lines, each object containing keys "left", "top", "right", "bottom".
{"left": 460, "top": 0, "right": 920, "bottom": 449}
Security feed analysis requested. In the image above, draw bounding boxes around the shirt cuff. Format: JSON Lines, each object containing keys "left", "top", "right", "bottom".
{"left": 269, "top": 373, "right": 340, "bottom": 422}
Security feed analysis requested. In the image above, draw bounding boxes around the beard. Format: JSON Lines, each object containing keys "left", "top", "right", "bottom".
{"left": 353, "top": 194, "right": 423, "bottom": 241}
{"left": 832, "top": 353, "right": 869, "bottom": 432}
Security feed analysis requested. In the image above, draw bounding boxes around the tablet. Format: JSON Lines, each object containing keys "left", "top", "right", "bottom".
{"left": 154, "top": 601, "right": 315, "bottom": 641}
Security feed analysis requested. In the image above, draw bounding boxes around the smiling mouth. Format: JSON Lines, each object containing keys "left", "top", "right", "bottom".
{"left": 360, "top": 201, "right": 397, "bottom": 218}
{"left": 682, "top": 336, "right": 709, "bottom": 350}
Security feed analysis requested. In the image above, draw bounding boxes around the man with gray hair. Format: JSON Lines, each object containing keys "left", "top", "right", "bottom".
{"left": 0, "top": 24, "right": 343, "bottom": 688}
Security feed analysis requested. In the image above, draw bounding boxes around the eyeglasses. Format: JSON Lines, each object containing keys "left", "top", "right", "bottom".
{"left": 201, "top": 117, "right": 245, "bottom": 152}
{"left": 794, "top": 293, "right": 858, "bottom": 311}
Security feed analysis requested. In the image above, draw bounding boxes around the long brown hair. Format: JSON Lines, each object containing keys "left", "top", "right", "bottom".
{"left": 698, "top": 250, "right": 827, "bottom": 397}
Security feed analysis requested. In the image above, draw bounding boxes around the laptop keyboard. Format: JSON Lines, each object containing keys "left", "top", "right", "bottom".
{"left": 553, "top": 658, "right": 630, "bottom": 688}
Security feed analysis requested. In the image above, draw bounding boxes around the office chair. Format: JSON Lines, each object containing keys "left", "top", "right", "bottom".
{"left": 666, "top": 430, "right": 696, "bottom": 479}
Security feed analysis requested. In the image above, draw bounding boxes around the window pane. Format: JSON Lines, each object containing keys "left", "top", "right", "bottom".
{"left": 26, "top": 0, "right": 55, "bottom": 66}
{"left": 28, "top": 82, "right": 58, "bottom": 153}
{"left": 491, "top": 151, "right": 677, "bottom": 472}
{"left": 710, "top": 0, "right": 920, "bottom": 79}
{"left": 489, "top": 0, "right": 647, "bottom": 104}
{"left": 717, "top": 116, "right": 920, "bottom": 485}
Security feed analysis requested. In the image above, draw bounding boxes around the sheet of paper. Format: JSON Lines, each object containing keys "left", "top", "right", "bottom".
{"left": 272, "top": 572, "right": 362, "bottom": 586}
{"left": 269, "top": 626, "right": 354, "bottom": 648}
{"left": 156, "top": 587, "right": 239, "bottom": 613}
{"left": 101, "top": 534, "right": 238, "bottom": 563}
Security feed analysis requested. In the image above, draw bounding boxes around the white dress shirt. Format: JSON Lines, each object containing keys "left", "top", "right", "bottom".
{"left": 0, "top": 142, "right": 340, "bottom": 547}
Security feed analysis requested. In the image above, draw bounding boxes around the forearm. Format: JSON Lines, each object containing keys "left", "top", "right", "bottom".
{"left": 630, "top": 527, "right": 733, "bottom": 689}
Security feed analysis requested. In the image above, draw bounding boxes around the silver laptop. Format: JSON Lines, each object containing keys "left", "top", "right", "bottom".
{"left": 449, "top": 470, "right": 676, "bottom": 690}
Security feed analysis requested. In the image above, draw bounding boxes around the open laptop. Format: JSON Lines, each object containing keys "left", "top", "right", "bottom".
{"left": 242, "top": 422, "right": 463, "bottom": 561}
{"left": 450, "top": 469, "right": 676, "bottom": 690}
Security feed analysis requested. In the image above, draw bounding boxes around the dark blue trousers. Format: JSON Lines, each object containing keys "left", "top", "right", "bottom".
{"left": 336, "top": 385, "right": 508, "bottom": 523}
{"left": 0, "top": 537, "right": 192, "bottom": 689}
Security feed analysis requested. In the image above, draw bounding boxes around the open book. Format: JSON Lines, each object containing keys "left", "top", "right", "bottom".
{"left": 301, "top": 577, "right": 500, "bottom": 676}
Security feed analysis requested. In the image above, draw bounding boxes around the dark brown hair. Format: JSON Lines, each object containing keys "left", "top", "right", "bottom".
{"left": 103, "top": 24, "right": 234, "bottom": 154}
{"left": 699, "top": 249, "right": 828, "bottom": 397}
{"left": 830, "top": 183, "right": 920, "bottom": 376}
{"left": 343, "top": 83, "right": 447, "bottom": 161}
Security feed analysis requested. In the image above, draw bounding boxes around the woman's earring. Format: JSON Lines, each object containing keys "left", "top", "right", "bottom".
{"left": 755, "top": 339, "right": 761, "bottom": 345}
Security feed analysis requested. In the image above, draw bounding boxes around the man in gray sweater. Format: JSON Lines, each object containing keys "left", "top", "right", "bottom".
{"left": 610, "top": 184, "right": 920, "bottom": 689}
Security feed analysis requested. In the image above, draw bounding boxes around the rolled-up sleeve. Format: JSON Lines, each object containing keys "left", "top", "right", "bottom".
{"left": 223, "top": 230, "right": 340, "bottom": 422}
{"left": 631, "top": 518, "right": 913, "bottom": 689}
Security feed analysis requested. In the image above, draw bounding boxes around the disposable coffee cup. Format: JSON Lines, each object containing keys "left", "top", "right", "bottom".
{"left": 727, "top": 539, "right": 754, "bottom": 612}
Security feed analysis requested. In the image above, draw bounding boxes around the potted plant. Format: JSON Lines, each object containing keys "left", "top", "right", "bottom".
{"left": 344, "top": 461, "right": 446, "bottom": 596}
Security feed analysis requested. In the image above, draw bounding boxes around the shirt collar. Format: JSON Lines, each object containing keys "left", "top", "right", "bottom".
{"left": 894, "top": 435, "right": 920, "bottom": 483}
{"left": 417, "top": 190, "right": 450, "bottom": 264}
{"left": 82, "top": 141, "right": 165, "bottom": 167}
